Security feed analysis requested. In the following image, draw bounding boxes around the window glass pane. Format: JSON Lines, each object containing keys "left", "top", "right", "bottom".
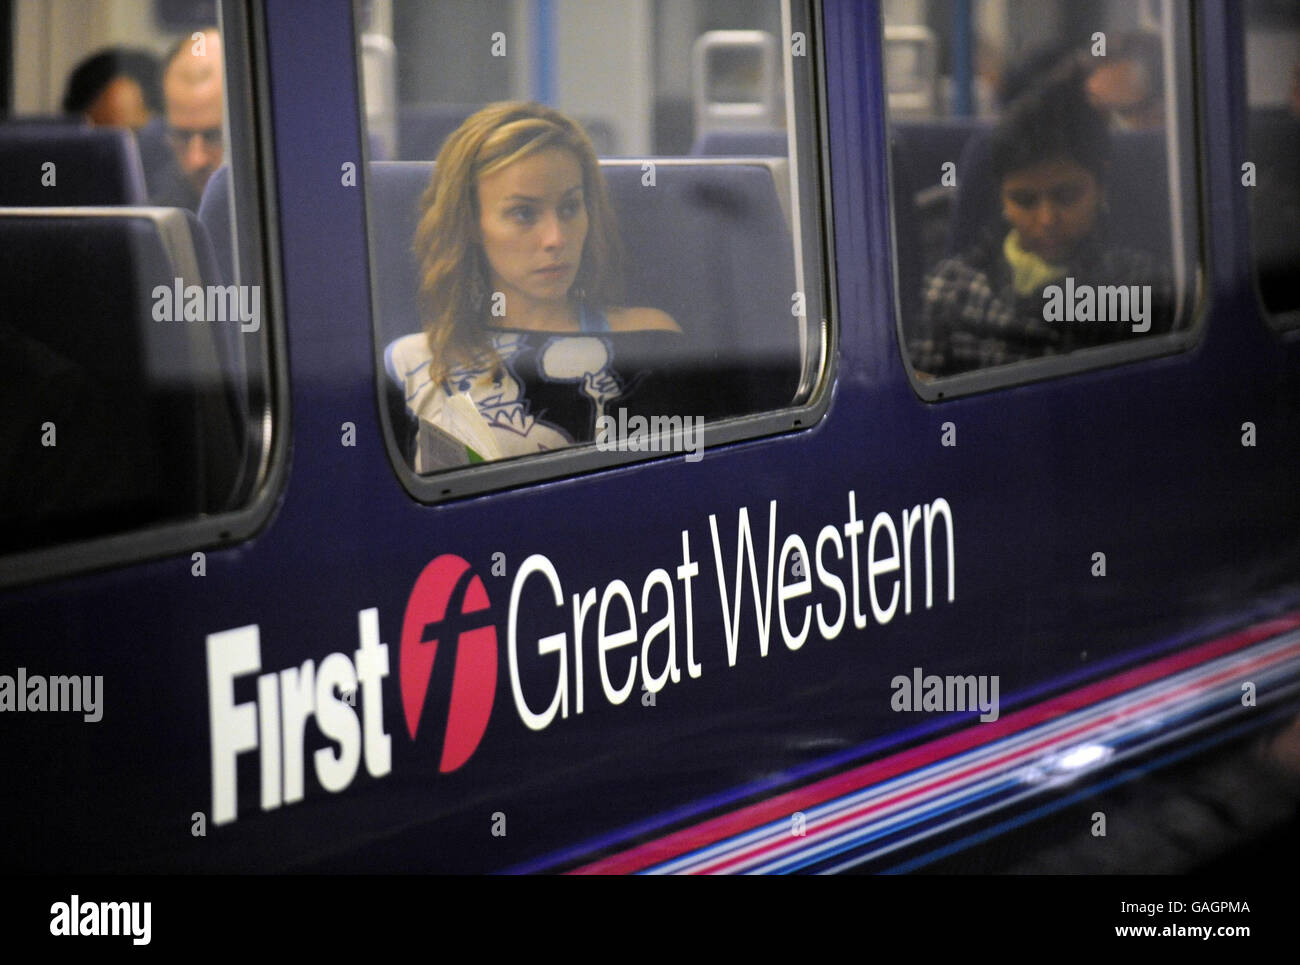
{"left": 360, "top": 0, "right": 826, "bottom": 479}
{"left": 1, "top": 0, "right": 272, "bottom": 555}
{"left": 1243, "top": 0, "right": 1300, "bottom": 322}
{"left": 884, "top": 0, "right": 1196, "bottom": 383}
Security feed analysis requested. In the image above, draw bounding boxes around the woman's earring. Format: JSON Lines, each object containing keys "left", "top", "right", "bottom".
{"left": 570, "top": 285, "right": 586, "bottom": 303}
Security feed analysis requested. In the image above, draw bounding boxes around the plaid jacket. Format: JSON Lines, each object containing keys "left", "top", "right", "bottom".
{"left": 908, "top": 227, "right": 1176, "bottom": 378}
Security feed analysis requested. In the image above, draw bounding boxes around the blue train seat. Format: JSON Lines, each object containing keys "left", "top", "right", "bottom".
{"left": 368, "top": 157, "right": 800, "bottom": 429}
{"left": 598, "top": 160, "right": 796, "bottom": 371}
{"left": 397, "top": 103, "right": 619, "bottom": 159}
{"left": 891, "top": 118, "right": 988, "bottom": 321}
{"left": 0, "top": 207, "right": 240, "bottom": 548}
{"left": 690, "top": 128, "right": 788, "bottom": 156}
{"left": 892, "top": 118, "right": 986, "bottom": 198}
{"left": 134, "top": 116, "right": 188, "bottom": 202}
{"left": 366, "top": 162, "right": 431, "bottom": 347}
{"left": 397, "top": 103, "right": 478, "bottom": 160}
{"left": 197, "top": 165, "right": 235, "bottom": 283}
{"left": 368, "top": 159, "right": 795, "bottom": 356}
{"left": 0, "top": 122, "right": 148, "bottom": 205}
{"left": 1246, "top": 108, "right": 1300, "bottom": 314}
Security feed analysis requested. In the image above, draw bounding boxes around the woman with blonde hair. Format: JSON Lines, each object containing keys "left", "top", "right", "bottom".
{"left": 386, "top": 101, "right": 678, "bottom": 470}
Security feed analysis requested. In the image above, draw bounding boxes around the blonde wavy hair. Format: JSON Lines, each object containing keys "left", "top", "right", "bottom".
{"left": 414, "top": 101, "right": 624, "bottom": 383}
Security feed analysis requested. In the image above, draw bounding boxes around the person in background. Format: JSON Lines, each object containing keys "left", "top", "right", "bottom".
{"left": 62, "top": 48, "right": 162, "bottom": 130}
{"left": 149, "top": 28, "right": 224, "bottom": 210}
{"left": 998, "top": 40, "right": 1084, "bottom": 107}
{"left": 910, "top": 65, "right": 1173, "bottom": 379}
{"left": 1085, "top": 31, "right": 1165, "bottom": 131}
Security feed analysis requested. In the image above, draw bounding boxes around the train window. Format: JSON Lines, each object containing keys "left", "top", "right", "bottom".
{"left": 0, "top": 2, "right": 277, "bottom": 570}
{"left": 884, "top": 0, "right": 1199, "bottom": 391}
{"left": 357, "top": 0, "right": 829, "bottom": 496}
{"left": 1243, "top": 0, "right": 1300, "bottom": 326}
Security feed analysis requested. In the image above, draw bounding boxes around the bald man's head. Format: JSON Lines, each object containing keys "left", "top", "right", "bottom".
{"left": 163, "top": 29, "right": 225, "bottom": 198}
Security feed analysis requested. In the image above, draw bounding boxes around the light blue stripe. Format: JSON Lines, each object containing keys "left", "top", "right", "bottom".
{"left": 879, "top": 703, "right": 1298, "bottom": 875}
{"left": 502, "top": 605, "right": 1300, "bottom": 873}
{"left": 672, "top": 664, "right": 1300, "bottom": 873}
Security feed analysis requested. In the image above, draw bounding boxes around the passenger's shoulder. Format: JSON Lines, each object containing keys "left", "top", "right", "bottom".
{"left": 606, "top": 306, "right": 681, "bottom": 333}
{"left": 385, "top": 332, "right": 432, "bottom": 383}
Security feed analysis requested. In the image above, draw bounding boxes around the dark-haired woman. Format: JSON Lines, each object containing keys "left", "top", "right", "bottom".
{"left": 909, "top": 67, "right": 1174, "bottom": 379}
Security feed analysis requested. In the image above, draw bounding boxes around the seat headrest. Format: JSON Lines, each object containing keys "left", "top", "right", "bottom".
{"left": 0, "top": 122, "right": 148, "bottom": 205}
{"left": 0, "top": 208, "right": 241, "bottom": 529}
{"left": 197, "top": 165, "right": 234, "bottom": 283}
{"left": 366, "top": 159, "right": 797, "bottom": 369}
{"left": 690, "top": 128, "right": 788, "bottom": 156}
{"left": 397, "top": 103, "right": 478, "bottom": 160}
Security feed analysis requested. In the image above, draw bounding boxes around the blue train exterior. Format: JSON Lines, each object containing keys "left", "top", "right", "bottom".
{"left": 2, "top": 0, "right": 1298, "bottom": 874}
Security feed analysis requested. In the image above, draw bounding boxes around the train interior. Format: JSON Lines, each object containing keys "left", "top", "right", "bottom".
{"left": 0, "top": 0, "right": 1299, "bottom": 881}
{"left": 2, "top": 0, "right": 1297, "bottom": 556}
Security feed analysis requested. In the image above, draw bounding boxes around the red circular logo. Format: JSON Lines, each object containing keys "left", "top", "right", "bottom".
{"left": 399, "top": 555, "right": 497, "bottom": 772}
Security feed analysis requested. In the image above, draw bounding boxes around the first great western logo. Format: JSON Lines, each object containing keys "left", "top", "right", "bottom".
{"left": 205, "top": 493, "right": 956, "bottom": 825}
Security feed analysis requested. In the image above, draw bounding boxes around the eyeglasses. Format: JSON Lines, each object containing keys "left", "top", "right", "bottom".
{"left": 166, "top": 125, "right": 223, "bottom": 151}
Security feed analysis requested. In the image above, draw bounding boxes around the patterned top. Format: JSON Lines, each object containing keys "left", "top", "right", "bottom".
{"left": 386, "top": 307, "right": 659, "bottom": 471}
{"left": 908, "top": 227, "right": 1176, "bottom": 378}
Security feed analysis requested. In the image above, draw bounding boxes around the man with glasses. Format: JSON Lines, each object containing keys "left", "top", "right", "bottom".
{"left": 147, "top": 28, "right": 224, "bottom": 210}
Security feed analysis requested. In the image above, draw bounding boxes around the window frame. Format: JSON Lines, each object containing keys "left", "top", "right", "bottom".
{"left": 0, "top": 0, "right": 290, "bottom": 589}
{"left": 885, "top": 0, "right": 1208, "bottom": 403}
{"left": 358, "top": 0, "right": 839, "bottom": 505}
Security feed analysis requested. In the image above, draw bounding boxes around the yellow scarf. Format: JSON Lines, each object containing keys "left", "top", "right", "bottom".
{"left": 1003, "top": 230, "right": 1067, "bottom": 296}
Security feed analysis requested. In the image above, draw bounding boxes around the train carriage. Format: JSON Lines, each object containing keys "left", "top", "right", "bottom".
{"left": 0, "top": 0, "right": 1298, "bottom": 878}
